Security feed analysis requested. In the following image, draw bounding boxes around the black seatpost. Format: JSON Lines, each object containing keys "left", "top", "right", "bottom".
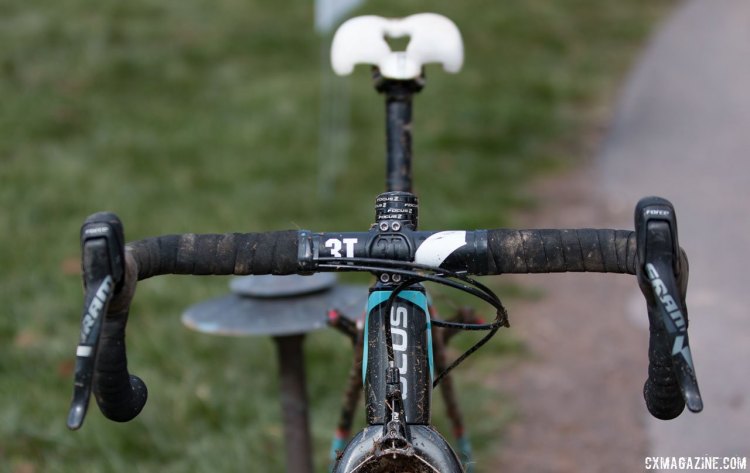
{"left": 374, "top": 71, "right": 424, "bottom": 193}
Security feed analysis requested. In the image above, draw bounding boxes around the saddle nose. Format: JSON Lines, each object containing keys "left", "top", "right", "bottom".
{"left": 331, "top": 13, "right": 464, "bottom": 80}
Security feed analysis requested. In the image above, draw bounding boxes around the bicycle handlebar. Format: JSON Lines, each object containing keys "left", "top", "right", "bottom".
{"left": 126, "top": 228, "right": 636, "bottom": 280}
{"left": 127, "top": 230, "right": 300, "bottom": 280}
{"left": 67, "top": 197, "right": 701, "bottom": 429}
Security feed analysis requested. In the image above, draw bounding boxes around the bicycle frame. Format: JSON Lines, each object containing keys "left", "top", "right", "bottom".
{"left": 363, "top": 286, "right": 434, "bottom": 425}
{"left": 330, "top": 77, "right": 467, "bottom": 471}
{"left": 333, "top": 286, "right": 464, "bottom": 471}
{"left": 328, "top": 288, "right": 478, "bottom": 471}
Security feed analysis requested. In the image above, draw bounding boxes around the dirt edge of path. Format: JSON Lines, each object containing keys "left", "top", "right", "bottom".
{"left": 488, "top": 163, "right": 649, "bottom": 473}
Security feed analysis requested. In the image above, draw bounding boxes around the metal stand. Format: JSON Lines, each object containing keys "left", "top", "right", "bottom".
{"left": 275, "top": 334, "right": 313, "bottom": 473}
{"left": 182, "top": 274, "right": 366, "bottom": 473}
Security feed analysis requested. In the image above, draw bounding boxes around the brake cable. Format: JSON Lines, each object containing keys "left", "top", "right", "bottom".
{"left": 317, "top": 257, "right": 510, "bottom": 388}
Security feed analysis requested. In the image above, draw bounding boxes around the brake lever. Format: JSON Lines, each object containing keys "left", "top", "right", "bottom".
{"left": 67, "top": 213, "right": 125, "bottom": 430}
{"left": 636, "top": 197, "right": 703, "bottom": 414}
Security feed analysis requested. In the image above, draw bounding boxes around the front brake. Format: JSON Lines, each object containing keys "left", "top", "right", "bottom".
{"left": 635, "top": 197, "right": 703, "bottom": 419}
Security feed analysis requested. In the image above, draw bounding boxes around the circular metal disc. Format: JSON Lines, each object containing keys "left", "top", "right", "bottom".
{"left": 229, "top": 273, "right": 337, "bottom": 298}
{"left": 182, "top": 284, "right": 367, "bottom": 337}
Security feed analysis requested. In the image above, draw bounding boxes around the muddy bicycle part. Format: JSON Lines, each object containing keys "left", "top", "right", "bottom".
{"left": 327, "top": 306, "right": 479, "bottom": 469}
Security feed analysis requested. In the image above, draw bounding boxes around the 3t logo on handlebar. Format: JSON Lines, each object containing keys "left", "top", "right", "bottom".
{"left": 325, "top": 238, "right": 358, "bottom": 258}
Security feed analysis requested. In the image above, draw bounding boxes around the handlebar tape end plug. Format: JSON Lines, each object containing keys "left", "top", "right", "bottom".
{"left": 95, "top": 374, "right": 148, "bottom": 423}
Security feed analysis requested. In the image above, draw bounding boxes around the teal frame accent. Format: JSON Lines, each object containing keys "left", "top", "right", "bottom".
{"left": 362, "top": 290, "right": 434, "bottom": 385}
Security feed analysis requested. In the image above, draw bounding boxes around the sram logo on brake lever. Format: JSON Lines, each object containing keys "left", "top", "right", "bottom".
{"left": 68, "top": 213, "right": 126, "bottom": 430}
{"left": 644, "top": 263, "right": 690, "bottom": 361}
{"left": 643, "top": 259, "right": 703, "bottom": 413}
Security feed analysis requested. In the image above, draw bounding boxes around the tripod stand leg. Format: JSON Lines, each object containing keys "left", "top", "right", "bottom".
{"left": 274, "top": 334, "right": 314, "bottom": 473}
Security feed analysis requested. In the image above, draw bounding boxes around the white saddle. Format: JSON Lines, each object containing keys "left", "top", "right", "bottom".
{"left": 331, "top": 13, "right": 464, "bottom": 80}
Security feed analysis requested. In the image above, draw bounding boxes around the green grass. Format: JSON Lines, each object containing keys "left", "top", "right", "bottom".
{"left": 1, "top": 0, "right": 672, "bottom": 471}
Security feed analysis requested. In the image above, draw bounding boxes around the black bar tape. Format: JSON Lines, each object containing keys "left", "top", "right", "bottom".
{"left": 127, "top": 231, "right": 299, "bottom": 280}
{"left": 485, "top": 229, "right": 637, "bottom": 275}
{"left": 93, "top": 310, "right": 148, "bottom": 422}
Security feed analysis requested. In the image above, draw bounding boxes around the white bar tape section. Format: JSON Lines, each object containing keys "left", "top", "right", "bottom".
{"left": 414, "top": 231, "right": 467, "bottom": 267}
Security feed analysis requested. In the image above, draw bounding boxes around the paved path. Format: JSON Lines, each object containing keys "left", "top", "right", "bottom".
{"left": 598, "top": 0, "right": 750, "bottom": 460}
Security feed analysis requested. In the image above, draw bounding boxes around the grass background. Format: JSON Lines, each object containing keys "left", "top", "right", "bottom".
{"left": 1, "top": 0, "right": 672, "bottom": 471}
